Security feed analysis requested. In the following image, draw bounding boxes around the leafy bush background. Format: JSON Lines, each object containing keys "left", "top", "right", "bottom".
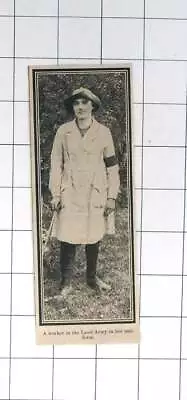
{"left": 37, "top": 71, "right": 133, "bottom": 322}
{"left": 38, "top": 71, "right": 129, "bottom": 207}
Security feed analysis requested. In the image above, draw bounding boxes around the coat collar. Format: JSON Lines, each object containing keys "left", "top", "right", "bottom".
{"left": 66, "top": 117, "right": 100, "bottom": 141}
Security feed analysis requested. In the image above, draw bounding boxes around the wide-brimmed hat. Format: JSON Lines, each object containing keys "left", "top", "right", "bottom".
{"left": 64, "top": 87, "right": 101, "bottom": 112}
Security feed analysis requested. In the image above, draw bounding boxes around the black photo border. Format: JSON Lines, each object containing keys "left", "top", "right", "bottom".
{"left": 29, "top": 65, "right": 137, "bottom": 327}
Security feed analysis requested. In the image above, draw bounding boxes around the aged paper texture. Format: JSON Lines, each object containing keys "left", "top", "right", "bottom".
{"left": 28, "top": 64, "right": 140, "bottom": 344}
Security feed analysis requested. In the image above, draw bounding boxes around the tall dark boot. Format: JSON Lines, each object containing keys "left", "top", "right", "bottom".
{"left": 85, "top": 242, "right": 100, "bottom": 289}
{"left": 86, "top": 242, "right": 111, "bottom": 291}
{"left": 59, "top": 242, "right": 76, "bottom": 293}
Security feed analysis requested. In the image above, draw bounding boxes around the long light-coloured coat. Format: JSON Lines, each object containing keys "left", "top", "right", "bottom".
{"left": 49, "top": 117, "right": 120, "bottom": 244}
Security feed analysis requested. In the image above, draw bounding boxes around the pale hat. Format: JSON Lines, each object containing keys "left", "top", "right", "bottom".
{"left": 64, "top": 87, "right": 101, "bottom": 112}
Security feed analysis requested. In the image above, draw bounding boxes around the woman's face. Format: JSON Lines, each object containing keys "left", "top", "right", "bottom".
{"left": 72, "top": 97, "right": 93, "bottom": 120}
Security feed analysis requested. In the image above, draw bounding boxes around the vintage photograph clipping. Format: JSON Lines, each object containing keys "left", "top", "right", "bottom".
{"left": 28, "top": 65, "right": 139, "bottom": 344}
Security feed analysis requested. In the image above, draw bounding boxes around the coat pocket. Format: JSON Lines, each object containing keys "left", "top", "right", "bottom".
{"left": 91, "top": 174, "right": 107, "bottom": 208}
{"left": 60, "top": 180, "right": 70, "bottom": 208}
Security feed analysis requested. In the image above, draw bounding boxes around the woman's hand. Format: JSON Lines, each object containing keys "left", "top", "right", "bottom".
{"left": 104, "top": 198, "right": 116, "bottom": 217}
{"left": 50, "top": 198, "right": 61, "bottom": 212}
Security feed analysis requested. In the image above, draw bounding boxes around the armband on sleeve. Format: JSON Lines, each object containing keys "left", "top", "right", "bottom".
{"left": 103, "top": 128, "right": 120, "bottom": 199}
{"left": 104, "top": 155, "right": 118, "bottom": 168}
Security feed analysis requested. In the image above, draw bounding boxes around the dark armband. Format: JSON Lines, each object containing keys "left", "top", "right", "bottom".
{"left": 104, "top": 155, "right": 118, "bottom": 168}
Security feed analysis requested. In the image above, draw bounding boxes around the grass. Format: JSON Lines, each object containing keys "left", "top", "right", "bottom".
{"left": 42, "top": 205, "right": 133, "bottom": 323}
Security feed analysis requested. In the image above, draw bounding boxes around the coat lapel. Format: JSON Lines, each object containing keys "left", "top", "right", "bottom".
{"left": 83, "top": 118, "right": 100, "bottom": 141}
{"left": 64, "top": 119, "right": 82, "bottom": 155}
{"left": 64, "top": 118, "right": 100, "bottom": 155}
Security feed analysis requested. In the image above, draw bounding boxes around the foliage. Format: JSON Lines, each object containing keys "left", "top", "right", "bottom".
{"left": 38, "top": 71, "right": 129, "bottom": 206}
{"left": 38, "top": 72, "right": 132, "bottom": 320}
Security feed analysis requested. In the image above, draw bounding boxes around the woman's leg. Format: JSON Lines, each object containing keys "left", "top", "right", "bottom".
{"left": 60, "top": 241, "right": 76, "bottom": 287}
{"left": 85, "top": 241, "right": 100, "bottom": 288}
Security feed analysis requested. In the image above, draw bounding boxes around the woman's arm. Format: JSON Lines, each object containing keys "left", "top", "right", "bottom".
{"left": 103, "top": 128, "right": 120, "bottom": 202}
{"left": 49, "top": 127, "right": 64, "bottom": 209}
